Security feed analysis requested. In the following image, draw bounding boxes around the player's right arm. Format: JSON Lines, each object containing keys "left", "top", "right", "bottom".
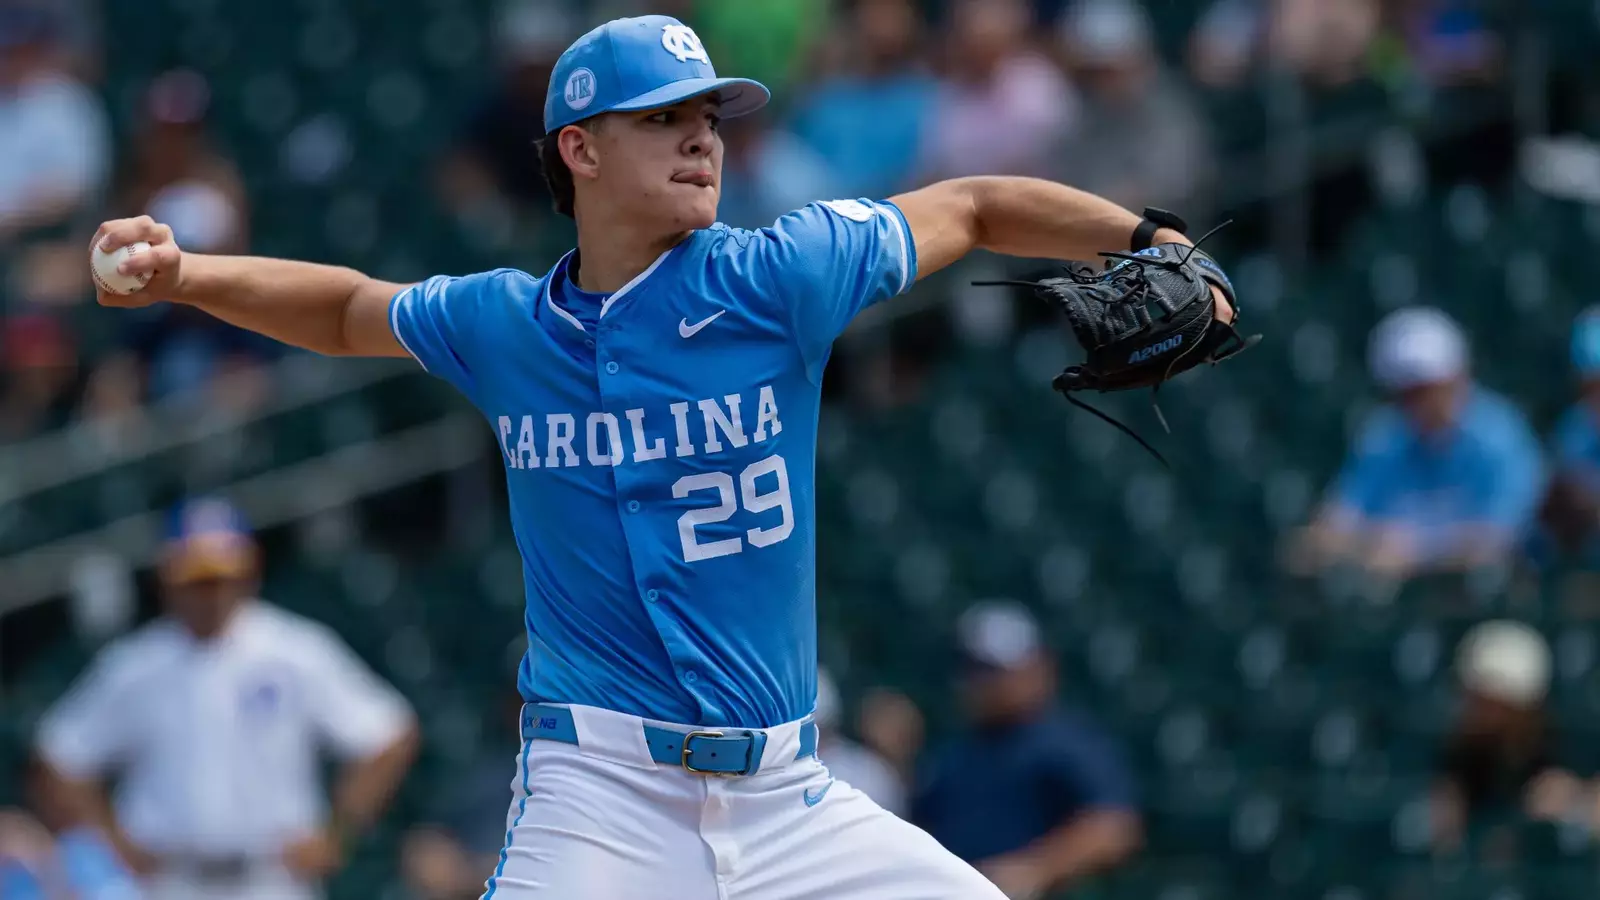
{"left": 92, "top": 215, "right": 410, "bottom": 359}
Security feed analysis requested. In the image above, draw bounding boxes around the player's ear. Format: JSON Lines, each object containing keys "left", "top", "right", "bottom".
{"left": 558, "top": 123, "right": 602, "bottom": 181}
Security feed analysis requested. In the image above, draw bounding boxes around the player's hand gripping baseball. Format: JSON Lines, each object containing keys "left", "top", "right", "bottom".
{"left": 89, "top": 215, "right": 184, "bottom": 307}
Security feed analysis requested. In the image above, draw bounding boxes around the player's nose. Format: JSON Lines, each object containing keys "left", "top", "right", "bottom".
{"left": 680, "top": 121, "right": 715, "bottom": 159}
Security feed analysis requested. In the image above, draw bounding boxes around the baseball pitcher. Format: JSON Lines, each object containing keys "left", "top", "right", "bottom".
{"left": 90, "top": 15, "right": 1249, "bottom": 899}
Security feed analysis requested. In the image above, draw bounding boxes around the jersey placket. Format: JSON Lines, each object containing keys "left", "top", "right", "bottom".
{"left": 595, "top": 307, "right": 711, "bottom": 720}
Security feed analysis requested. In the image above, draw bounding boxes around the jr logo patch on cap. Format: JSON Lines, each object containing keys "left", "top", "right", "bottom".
{"left": 661, "top": 24, "right": 710, "bottom": 64}
{"left": 565, "top": 67, "right": 596, "bottom": 110}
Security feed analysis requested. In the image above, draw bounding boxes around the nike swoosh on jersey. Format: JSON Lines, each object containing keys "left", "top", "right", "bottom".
{"left": 803, "top": 779, "right": 835, "bottom": 807}
{"left": 679, "top": 310, "right": 727, "bottom": 338}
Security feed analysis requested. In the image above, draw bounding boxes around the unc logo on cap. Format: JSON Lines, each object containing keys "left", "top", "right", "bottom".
{"left": 661, "top": 24, "right": 710, "bottom": 64}
{"left": 564, "top": 67, "right": 597, "bottom": 111}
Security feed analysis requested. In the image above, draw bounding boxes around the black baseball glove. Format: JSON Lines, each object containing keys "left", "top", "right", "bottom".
{"left": 977, "top": 211, "right": 1260, "bottom": 466}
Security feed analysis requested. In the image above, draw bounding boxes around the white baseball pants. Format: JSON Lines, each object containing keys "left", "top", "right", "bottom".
{"left": 479, "top": 704, "right": 1005, "bottom": 900}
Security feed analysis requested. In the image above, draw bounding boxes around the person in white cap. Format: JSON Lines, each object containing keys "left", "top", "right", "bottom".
{"left": 1286, "top": 306, "right": 1544, "bottom": 579}
{"left": 1432, "top": 621, "right": 1598, "bottom": 850}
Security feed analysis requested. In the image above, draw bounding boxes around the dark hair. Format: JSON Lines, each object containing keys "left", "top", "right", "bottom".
{"left": 536, "top": 133, "right": 576, "bottom": 219}
{"left": 537, "top": 115, "right": 607, "bottom": 220}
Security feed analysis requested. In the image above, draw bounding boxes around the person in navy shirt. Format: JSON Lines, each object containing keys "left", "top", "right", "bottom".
{"left": 1287, "top": 307, "right": 1544, "bottom": 581}
{"left": 86, "top": 13, "right": 1231, "bottom": 899}
{"left": 913, "top": 602, "right": 1142, "bottom": 900}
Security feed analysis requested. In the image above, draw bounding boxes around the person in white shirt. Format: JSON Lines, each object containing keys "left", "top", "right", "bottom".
{"left": 0, "top": 6, "right": 110, "bottom": 239}
{"left": 816, "top": 668, "right": 909, "bottom": 817}
{"left": 33, "top": 497, "right": 419, "bottom": 900}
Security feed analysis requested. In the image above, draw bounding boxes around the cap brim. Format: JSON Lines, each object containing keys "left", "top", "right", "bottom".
{"left": 609, "top": 76, "right": 770, "bottom": 119}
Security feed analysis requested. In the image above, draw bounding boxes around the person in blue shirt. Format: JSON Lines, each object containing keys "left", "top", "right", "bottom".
{"left": 1287, "top": 307, "right": 1544, "bottom": 581}
{"left": 913, "top": 602, "right": 1142, "bottom": 900}
{"left": 87, "top": 13, "right": 1231, "bottom": 899}
{"left": 789, "top": 0, "right": 937, "bottom": 200}
{"left": 1541, "top": 308, "right": 1600, "bottom": 557}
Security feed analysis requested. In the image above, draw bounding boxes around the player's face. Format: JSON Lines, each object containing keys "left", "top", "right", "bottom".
{"left": 595, "top": 97, "right": 724, "bottom": 231}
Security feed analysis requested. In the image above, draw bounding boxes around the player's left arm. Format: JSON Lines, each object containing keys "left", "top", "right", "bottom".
{"left": 891, "top": 175, "right": 1233, "bottom": 323}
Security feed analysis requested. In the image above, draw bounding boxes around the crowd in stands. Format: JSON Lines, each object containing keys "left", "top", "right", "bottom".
{"left": 0, "top": 0, "right": 1508, "bottom": 439}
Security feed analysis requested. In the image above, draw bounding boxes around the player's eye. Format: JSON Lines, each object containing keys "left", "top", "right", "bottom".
{"left": 706, "top": 114, "right": 722, "bottom": 132}
{"left": 646, "top": 111, "right": 673, "bottom": 124}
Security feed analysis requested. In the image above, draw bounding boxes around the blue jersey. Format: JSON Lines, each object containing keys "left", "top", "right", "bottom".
{"left": 390, "top": 198, "right": 916, "bottom": 727}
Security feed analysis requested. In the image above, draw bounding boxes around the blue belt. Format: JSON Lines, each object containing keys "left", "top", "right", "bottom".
{"left": 521, "top": 703, "right": 817, "bottom": 777}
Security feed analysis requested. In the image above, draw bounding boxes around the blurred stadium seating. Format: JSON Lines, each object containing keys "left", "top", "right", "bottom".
{"left": 5, "top": 0, "right": 1600, "bottom": 897}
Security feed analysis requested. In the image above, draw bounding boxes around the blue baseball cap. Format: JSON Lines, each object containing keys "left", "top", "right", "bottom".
{"left": 1573, "top": 307, "right": 1600, "bottom": 377}
{"left": 162, "top": 496, "right": 257, "bottom": 583}
{"left": 543, "top": 15, "right": 769, "bottom": 134}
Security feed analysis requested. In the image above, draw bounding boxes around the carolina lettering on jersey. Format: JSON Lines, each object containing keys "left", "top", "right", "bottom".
{"left": 495, "top": 385, "right": 784, "bottom": 469}
{"left": 387, "top": 197, "right": 917, "bottom": 727}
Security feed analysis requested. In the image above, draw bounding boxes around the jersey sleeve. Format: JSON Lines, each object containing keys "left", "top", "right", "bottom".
{"left": 745, "top": 199, "right": 917, "bottom": 379}
{"left": 299, "top": 626, "right": 415, "bottom": 759}
{"left": 388, "top": 269, "right": 510, "bottom": 397}
{"left": 35, "top": 648, "right": 138, "bottom": 778}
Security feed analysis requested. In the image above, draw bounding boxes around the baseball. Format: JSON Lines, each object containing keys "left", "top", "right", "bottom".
{"left": 91, "top": 241, "right": 154, "bottom": 295}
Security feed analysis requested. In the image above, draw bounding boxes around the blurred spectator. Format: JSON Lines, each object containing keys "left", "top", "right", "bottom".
{"left": 814, "top": 669, "right": 907, "bottom": 816}
{"left": 917, "top": 0, "right": 1077, "bottom": 181}
{"left": 789, "top": 0, "right": 936, "bottom": 201}
{"left": 32, "top": 497, "right": 419, "bottom": 900}
{"left": 0, "top": 764, "right": 142, "bottom": 899}
{"left": 399, "top": 691, "right": 524, "bottom": 900}
{"left": 1, "top": 806, "right": 142, "bottom": 899}
{"left": 0, "top": 312, "right": 77, "bottom": 442}
{"left": 913, "top": 601, "right": 1141, "bottom": 900}
{"left": 111, "top": 69, "right": 272, "bottom": 410}
{"left": 0, "top": 0, "right": 102, "bottom": 80}
{"left": 436, "top": 1, "right": 578, "bottom": 223}
{"left": 691, "top": 0, "right": 825, "bottom": 101}
{"left": 1053, "top": 0, "right": 1214, "bottom": 214}
{"left": 1188, "top": 0, "right": 1380, "bottom": 90}
{"left": 119, "top": 70, "right": 247, "bottom": 256}
{"left": 1540, "top": 308, "right": 1600, "bottom": 558}
{"left": 0, "top": 4, "right": 110, "bottom": 242}
{"left": 716, "top": 112, "right": 832, "bottom": 229}
{"left": 1431, "top": 621, "right": 1597, "bottom": 852}
{"left": 1380, "top": 0, "right": 1501, "bottom": 87}
{"left": 1285, "top": 307, "right": 1544, "bottom": 581}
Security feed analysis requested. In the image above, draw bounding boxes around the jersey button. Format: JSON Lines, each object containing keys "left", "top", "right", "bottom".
{"left": 584, "top": 339, "right": 595, "bottom": 348}
{"left": 683, "top": 670, "right": 698, "bottom": 684}
{"left": 627, "top": 500, "right": 641, "bottom": 513}
{"left": 646, "top": 589, "right": 659, "bottom": 602}
{"left": 605, "top": 361, "right": 620, "bottom": 375}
